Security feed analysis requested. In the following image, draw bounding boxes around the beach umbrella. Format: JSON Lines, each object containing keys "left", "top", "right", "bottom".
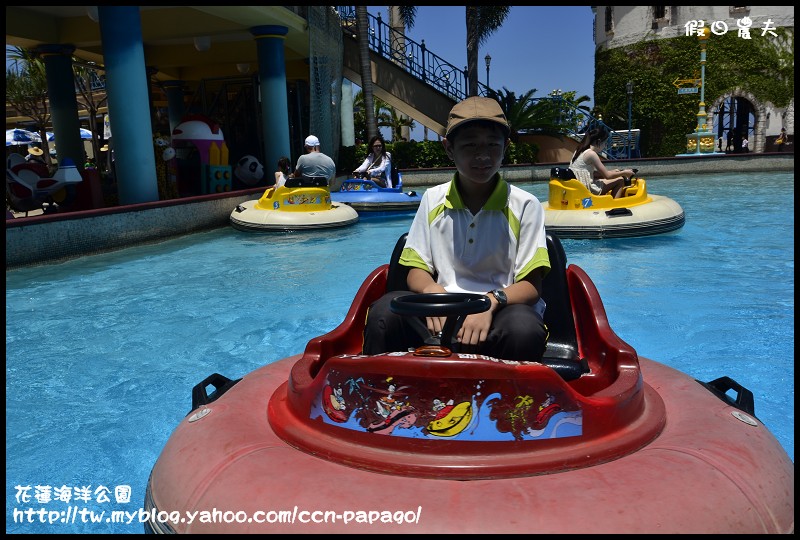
{"left": 6, "top": 128, "right": 41, "bottom": 146}
{"left": 47, "top": 128, "right": 94, "bottom": 141}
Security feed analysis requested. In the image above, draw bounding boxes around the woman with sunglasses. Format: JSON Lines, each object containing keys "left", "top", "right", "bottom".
{"left": 353, "top": 135, "right": 393, "bottom": 188}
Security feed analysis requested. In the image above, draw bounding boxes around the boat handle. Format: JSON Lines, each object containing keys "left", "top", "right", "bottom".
{"left": 699, "top": 376, "right": 755, "bottom": 417}
{"left": 190, "top": 373, "right": 240, "bottom": 413}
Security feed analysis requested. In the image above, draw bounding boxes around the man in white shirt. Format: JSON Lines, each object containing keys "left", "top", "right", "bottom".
{"left": 293, "top": 135, "right": 336, "bottom": 185}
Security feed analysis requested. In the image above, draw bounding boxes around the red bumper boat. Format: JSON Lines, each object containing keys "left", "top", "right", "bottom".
{"left": 145, "top": 234, "right": 794, "bottom": 533}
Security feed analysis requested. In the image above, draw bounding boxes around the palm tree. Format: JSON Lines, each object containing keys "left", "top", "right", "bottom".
{"left": 356, "top": 6, "right": 377, "bottom": 142}
{"left": 383, "top": 106, "right": 416, "bottom": 141}
{"left": 466, "top": 7, "right": 510, "bottom": 96}
{"left": 562, "top": 92, "right": 592, "bottom": 115}
{"left": 488, "top": 87, "right": 600, "bottom": 142}
{"left": 396, "top": 7, "right": 508, "bottom": 97}
{"left": 6, "top": 46, "right": 54, "bottom": 168}
{"left": 389, "top": 6, "right": 414, "bottom": 140}
{"left": 395, "top": 6, "right": 417, "bottom": 29}
{"left": 487, "top": 87, "right": 559, "bottom": 143}
{"left": 352, "top": 91, "right": 415, "bottom": 142}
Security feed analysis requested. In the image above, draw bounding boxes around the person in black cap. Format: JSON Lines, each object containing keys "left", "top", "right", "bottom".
{"left": 362, "top": 96, "right": 551, "bottom": 362}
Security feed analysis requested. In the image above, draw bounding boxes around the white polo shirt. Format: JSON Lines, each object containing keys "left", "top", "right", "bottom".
{"left": 399, "top": 174, "right": 550, "bottom": 297}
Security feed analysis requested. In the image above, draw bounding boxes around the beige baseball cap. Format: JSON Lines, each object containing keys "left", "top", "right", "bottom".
{"left": 445, "top": 96, "right": 510, "bottom": 137}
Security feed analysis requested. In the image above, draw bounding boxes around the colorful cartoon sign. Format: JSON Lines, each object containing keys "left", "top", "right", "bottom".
{"left": 309, "top": 354, "right": 583, "bottom": 442}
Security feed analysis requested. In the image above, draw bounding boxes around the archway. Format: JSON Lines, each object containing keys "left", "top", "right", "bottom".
{"left": 709, "top": 89, "right": 767, "bottom": 153}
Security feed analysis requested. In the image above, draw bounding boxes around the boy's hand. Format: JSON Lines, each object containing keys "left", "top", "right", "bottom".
{"left": 456, "top": 311, "right": 493, "bottom": 350}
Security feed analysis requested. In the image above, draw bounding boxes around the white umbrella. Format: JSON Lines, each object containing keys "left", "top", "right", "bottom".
{"left": 46, "top": 128, "right": 94, "bottom": 141}
{"left": 6, "top": 128, "right": 41, "bottom": 146}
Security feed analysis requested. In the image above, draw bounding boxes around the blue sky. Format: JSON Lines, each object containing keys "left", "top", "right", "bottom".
{"left": 364, "top": 6, "right": 597, "bottom": 140}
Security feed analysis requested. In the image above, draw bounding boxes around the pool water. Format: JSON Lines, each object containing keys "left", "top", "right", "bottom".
{"left": 6, "top": 171, "right": 794, "bottom": 534}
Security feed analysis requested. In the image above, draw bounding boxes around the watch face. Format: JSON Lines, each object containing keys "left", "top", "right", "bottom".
{"left": 493, "top": 290, "right": 507, "bottom": 304}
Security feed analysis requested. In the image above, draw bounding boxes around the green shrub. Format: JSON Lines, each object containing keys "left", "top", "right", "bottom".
{"left": 386, "top": 140, "right": 417, "bottom": 169}
{"left": 505, "top": 142, "right": 539, "bottom": 165}
{"left": 337, "top": 145, "right": 358, "bottom": 173}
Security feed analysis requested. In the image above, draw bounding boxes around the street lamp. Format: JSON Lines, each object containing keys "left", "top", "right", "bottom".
{"left": 626, "top": 81, "right": 633, "bottom": 158}
{"left": 484, "top": 54, "right": 491, "bottom": 89}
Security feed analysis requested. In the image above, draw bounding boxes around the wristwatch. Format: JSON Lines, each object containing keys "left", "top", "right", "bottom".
{"left": 489, "top": 289, "right": 507, "bottom": 307}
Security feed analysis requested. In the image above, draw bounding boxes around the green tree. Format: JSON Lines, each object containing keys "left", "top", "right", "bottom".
{"left": 465, "top": 7, "right": 510, "bottom": 96}
{"left": 382, "top": 106, "right": 416, "bottom": 141}
{"left": 395, "top": 6, "right": 417, "bottom": 29}
{"left": 595, "top": 28, "right": 794, "bottom": 157}
{"left": 352, "top": 90, "right": 385, "bottom": 142}
{"left": 590, "top": 96, "right": 627, "bottom": 129}
{"left": 555, "top": 91, "right": 593, "bottom": 134}
{"left": 356, "top": 6, "right": 377, "bottom": 142}
{"left": 486, "top": 87, "right": 598, "bottom": 151}
{"left": 352, "top": 90, "right": 415, "bottom": 142}
{"left": 487, "top": 87, "right": 560, "bottom": 142}
{"left": 6, "top": 46, "right": 54, "bottom": 168}
{"left": 389, "top": 6, "right": 416, "bottom": 140}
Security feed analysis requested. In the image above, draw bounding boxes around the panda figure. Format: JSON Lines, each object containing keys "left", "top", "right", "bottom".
{"left": 234, "top": 155, "right": 264, "bottom": 186}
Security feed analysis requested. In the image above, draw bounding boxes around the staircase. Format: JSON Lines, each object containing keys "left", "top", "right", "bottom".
{"left": 338, "top": 8, "right": 465, "bottom": 136}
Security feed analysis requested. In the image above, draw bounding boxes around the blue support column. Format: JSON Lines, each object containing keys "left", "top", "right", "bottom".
{"left": 36, "top": 44, "right": 84, "bottom": 169}
{"left": 250, "top": 25, "right": 291, "bottom": 175}
{"left": 97, "top": 6, "right": 159, "bottom": 204}
{"left": 160, "top": 80, "right": 186, "bottom": 135}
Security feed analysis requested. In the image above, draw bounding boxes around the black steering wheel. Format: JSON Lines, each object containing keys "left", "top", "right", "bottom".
{"left": 390, "top": 293, "right": 491, "bottom": 350}
{"left": 624, "top": 168, "right": 639, "bottom": 187}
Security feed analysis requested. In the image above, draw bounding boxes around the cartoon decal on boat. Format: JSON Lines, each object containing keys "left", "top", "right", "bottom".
{"left": 321, "top": 385, "right": 349, "bottom": 423}
{"left": 313, "top": 356, "right": 583, "bottom": 441}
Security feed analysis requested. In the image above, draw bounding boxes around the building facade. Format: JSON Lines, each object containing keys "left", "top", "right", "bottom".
{"left": 593, "top": 6, "right": 794, "bottom": 154}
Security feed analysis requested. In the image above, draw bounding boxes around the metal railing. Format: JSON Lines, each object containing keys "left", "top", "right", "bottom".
{"left": 337, "top": 6, "right": 488, "bottom": 101}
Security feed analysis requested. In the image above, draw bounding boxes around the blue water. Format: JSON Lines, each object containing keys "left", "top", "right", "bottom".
{"left": 6, "top": 171, "right": 794, "bottom": 533}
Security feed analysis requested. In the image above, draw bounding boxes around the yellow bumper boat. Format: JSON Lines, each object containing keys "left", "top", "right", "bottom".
{"left": 230, "top": 177, "right": 359, "bottom": 232}
{"left": 543, "top": 168, "right": 685, "bottom": 239}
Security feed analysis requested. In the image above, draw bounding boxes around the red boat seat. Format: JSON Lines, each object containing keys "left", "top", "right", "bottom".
{"left": 385, "top": 232, "right": 411, "bottom": 292}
